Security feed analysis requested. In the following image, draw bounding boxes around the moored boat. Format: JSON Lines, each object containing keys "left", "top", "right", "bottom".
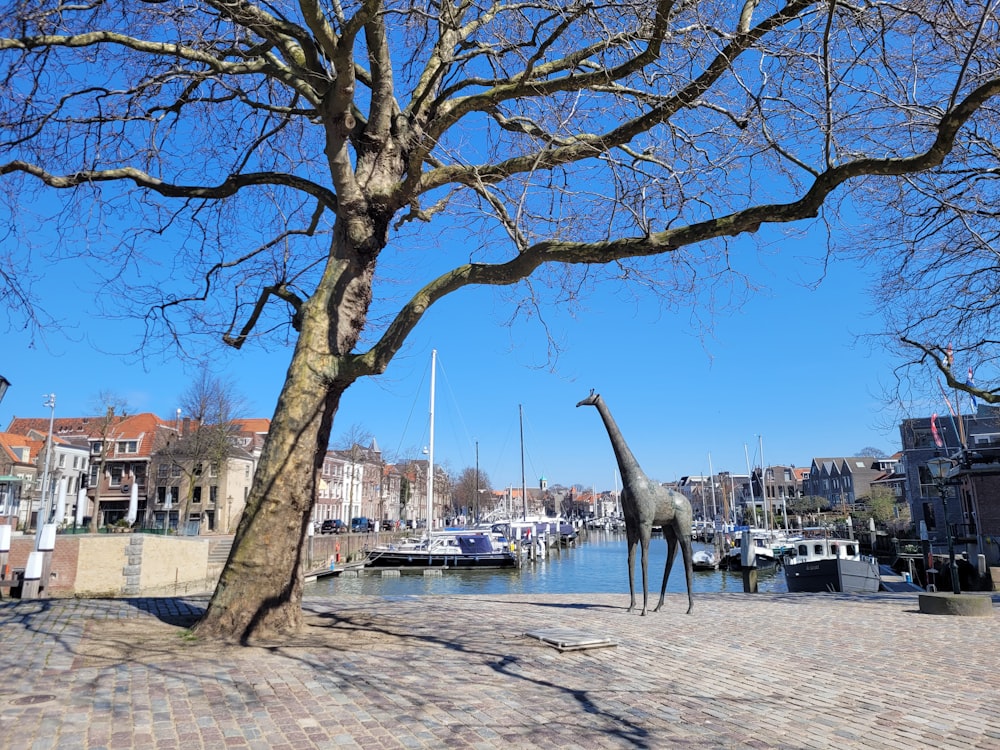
{"left": 723, "top": 528, "right": 790, "bottom": 571}
{"left": 692, "top": 549, "right": 720, "bottom": 571}
{"left": 365, "top": 531, "right": 518, "bottom": 569}
{"left": 783, "top": 537, "right": 880, "bottom": 593}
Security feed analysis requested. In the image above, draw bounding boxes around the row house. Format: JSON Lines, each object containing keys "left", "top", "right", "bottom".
{"left": 676, "top": 472, "right": 750, "bottom": 524}
{"left": 3, "top": 421, "right": 92, "bottom": 530}
{"left": 678, "top": 475, "right": 720, "bottom": 521}
{"left": 315, "top": 440, "right": 384, "bottom": 525}
{"left": 314, "top": 440, "right": 416, "bottom": 528}
{"left": 148, "top": 417, "right": 263, "bottom": 534}
{"left": 0, "top": 431, "right": 42, "bottom": 528}
{"left": 396, "top": 457, "right": 451, "bottom": 528}
{"left": 10, "top": 412, "right": 169, "bottom": 530}
{"left": 6, "top": 414, "right": 264, "bottom": 534}
{"left": 802, "top": 455, "right": 897, "bottom": 511}
{"left": 745, "top": 465, "right": 808, "bottom": 525}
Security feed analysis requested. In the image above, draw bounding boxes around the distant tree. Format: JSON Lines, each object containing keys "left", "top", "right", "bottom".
{"left": 865, "top": 486, "right": 897, "bottom": 525}
{"left": 452, "top": 467, "right": 492, "bottom": 521}
{"left": 3, "top": 3, "right": 999, "bottom": 641}
{"left": 856, "top": 447, "right": 887, "bottom": 459}
{"left": 788, "top": 495, "right": 831, "bottom": 515}
{"left": 156, "top": 369, "right": 248, "bottom": 532}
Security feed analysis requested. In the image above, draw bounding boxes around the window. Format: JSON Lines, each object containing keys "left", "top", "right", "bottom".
{"left": 158, "top": 464, "right": 169, "bottom": 479}
{"left": 171, "top": 464, "right": 182, "bottom": 478}
{"left": 192, "top": 486, "right": 202, "bottom": 504}
{"left": 209, "top": 462, "right": 219, "bottom": 478}
{"left": 110, "top": 465, "right": 124, "bottom": 486}
{"left": 117, "top": 440, "right": 138, "bottom": 454}
{"left": 91, "top": 441, "right": 103, "bottom": 454}
{"left": 210, "top": 485, "right": 218, "bottom": 504}
{"left": 58, "top": 454, "right": 65, "bottom": 468}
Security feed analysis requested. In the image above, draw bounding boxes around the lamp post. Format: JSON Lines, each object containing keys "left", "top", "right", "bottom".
{"left": 927, "top": 456, "right": 961, "bottom": 595}
{"left": 0, "top": 375, "right": 10, "bottom": 404}
{"left": 34, "top": 393, "right": 56, "bottom": 548}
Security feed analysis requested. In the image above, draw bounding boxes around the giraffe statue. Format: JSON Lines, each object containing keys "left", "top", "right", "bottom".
{"left": 577, "top": 390, "right": 694, "bottom": 615}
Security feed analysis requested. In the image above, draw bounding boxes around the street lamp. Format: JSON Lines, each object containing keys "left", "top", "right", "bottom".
{"left": 927, "top": 456, "right": 961, "bottom": 595}
{"left": 0, "top": 375, "right": 10, "bottom": 405}
{"left": 34, "top": 393, "right": 56, "bottom": 547}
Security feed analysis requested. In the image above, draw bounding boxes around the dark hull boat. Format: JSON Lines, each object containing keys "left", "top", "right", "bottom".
{"left": 365, "top": 532, "right": 518, "bottom": 569}
{"left": 783, "top": 538, "right": 880, "bottom": 593}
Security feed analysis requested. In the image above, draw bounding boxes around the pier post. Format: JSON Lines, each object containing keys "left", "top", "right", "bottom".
{"left": 741, "top": 529, "right": 757, "bottom": 593}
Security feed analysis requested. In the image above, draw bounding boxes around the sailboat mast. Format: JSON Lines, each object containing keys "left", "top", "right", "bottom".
{"left": 427, "top": 349, "right": 436, "bottom": 536}
{"left": 744, "top": 443, "right": 755, "bottom": 525}
{"left": 519, "top": 404, "right": 527, "bottom": 520}
{"left": 708, "top": 452, "right": 717, "bottom": 519}
{"left": 759, "top": 435, "right": 769, "bottom": 531}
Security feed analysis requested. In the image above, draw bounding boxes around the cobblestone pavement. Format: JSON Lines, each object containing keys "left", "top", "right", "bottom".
{"left": 0, "top": 591, "right": 997, "bottom": 750}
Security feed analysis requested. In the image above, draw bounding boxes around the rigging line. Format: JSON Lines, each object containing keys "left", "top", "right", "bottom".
{"left": 434, "top": 352, "right": 477, "bottom": 470}
{"left": 392, "top": 353, "right": 432, "bottom": 463}
{"left": 519, "top": 403, "right": 544, "bottom": 487}
{"left": 488, "top": 415, "right": 518, "bottom": 491}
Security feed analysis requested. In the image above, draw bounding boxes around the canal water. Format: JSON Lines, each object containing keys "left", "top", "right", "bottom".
{"left": 304, "top": 531, "right": 789, "bottom": 597}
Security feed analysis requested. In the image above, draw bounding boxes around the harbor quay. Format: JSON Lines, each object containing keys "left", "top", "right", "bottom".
{"left": 0, "top": 591, "right": 997, "bottom": 749}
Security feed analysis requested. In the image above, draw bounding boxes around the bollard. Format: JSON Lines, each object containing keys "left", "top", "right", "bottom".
{"left": 21, "top": 551, "right": 44, "bottom": 599}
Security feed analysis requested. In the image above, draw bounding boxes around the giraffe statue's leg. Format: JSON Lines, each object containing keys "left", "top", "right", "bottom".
{"left": 626, "top": 531, "right": 638, "bottom": 613}
{"left": 654, "top": 528, "right": 678, "bottom": 613}
{"left": 680, "top": 533, "right": 695, "bottom": 614}
{"left": 639, "top": 533, "right": 651, "bottom": 616}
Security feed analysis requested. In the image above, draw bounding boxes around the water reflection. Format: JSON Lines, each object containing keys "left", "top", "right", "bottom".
{"left": 304, "top": 532, "right": 788, "bottom": 597}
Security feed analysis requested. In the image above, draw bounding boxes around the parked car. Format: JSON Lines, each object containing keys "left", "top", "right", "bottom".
{"left": 321, "top": 519, "right": 346, "bottom": 534}
{"left": 351, "top": 517, "right": 371, "bottom": 533}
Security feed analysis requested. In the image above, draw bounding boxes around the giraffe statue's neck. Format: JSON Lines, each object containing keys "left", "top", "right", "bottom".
{"left": 593, "top": 396, "right": 647, "bottom": 487}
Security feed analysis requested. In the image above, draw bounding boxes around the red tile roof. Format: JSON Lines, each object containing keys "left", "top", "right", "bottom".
{"left": 7, "top": 413, "right": 171, "bottom": 459}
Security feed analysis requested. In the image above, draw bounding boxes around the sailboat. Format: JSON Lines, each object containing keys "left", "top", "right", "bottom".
{"left": 365, "top": 350, "right": 518, "bottom": 570}
{"left": 723, "top": 437, "right": 796, "bottom": 571}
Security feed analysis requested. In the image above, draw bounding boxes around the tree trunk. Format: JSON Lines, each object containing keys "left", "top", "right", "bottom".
{"left": 192, "top": 235, "right": 374, "bottom": 641}
{"left": 192, "top": 351, "right": 340, "bottom": 641}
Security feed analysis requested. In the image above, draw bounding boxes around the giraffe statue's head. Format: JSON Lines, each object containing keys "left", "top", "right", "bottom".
{"left": 576, "top": 389, "right": 600, "bottom": 408}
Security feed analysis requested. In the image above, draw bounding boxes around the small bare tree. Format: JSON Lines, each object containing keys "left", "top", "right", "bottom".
{"left": 1, "top": 2, "right": 999, "bottom": 641}
{"left": 87, "top": 393, "right": 129, "bottom": 532}
{"left": 155, "top": 369, "right": 247, "bottom": 533}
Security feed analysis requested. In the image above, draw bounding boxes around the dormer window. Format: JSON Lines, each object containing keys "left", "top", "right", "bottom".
{"left": 117, "top": 440, "right": 138, "bottom": 454}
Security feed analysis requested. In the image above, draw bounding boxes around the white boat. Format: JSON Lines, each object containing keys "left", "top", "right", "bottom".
{"left": 723, "top": 528, "right": 792, "bottom": 570}
{"left": 691, "top": 549, "right": 719, "bottom": 571}
{"left": 783, "top": 537, "right": 880, "bottom": 593}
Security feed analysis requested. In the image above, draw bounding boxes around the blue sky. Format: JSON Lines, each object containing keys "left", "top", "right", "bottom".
{"left": 1, "top": 228, "right": 903, "bottom": 492}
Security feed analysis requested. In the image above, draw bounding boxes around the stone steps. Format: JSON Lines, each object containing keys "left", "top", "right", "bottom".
{"left": 207, "top": 537, "right": 234, "bottom": 565}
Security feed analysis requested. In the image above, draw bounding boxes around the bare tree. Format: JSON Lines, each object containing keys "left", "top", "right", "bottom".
{"left": 155, "top": 368, "right": 248, "bottom": 532}
{"left": 1, "top": 2, "right": 999, "bottom": 641}
{"left": 856, "top": 447, "right": 887, "bottom": 459}
{"left": 86, "top": 392, "right": 129, "bottom": 532}
{"left": 452, "top": 466, "right": 492, "bottom": 520}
